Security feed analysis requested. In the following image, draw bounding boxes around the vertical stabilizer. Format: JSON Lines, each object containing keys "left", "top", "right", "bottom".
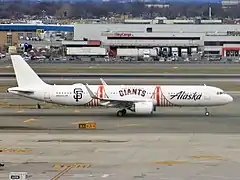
{"left": 11, "top": 55, "right": 47, "bottom": 88}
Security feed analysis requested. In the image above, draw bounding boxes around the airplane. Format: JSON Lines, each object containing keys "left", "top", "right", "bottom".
{"left": 7, "top": 55, "right": 233, "bottom": 117}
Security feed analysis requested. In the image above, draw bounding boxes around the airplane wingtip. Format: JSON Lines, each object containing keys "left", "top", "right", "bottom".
{"left": 100, "top": 78, "right": 107, "bottom": 86}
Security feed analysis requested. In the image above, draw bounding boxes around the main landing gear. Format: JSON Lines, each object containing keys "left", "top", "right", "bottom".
{"left": 36, "top": 103, "right": 41, "bottom": 109}
{"left": 117, "top": 109, "right": 127, "bottom": 117}
{"left": 205, "top": 107, "right": 210, "bottom": 116}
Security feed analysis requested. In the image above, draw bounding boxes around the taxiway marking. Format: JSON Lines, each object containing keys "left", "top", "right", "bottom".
{"left": 118, "top": 123, "right": 144, "bottom": 127}
{"left": 152, "top": 161, "right": 189, "bottom": 165}
{"left": 191, "top": 155, "right": 224, "bottom": 160}
{"left": 72, "top": 121, "right": 94, "bottom": 124}
{"left": 17, "top": 109, "right": 24, "bottom": 112}
{"left": 0, "top": 148, "right": 32, "bottom": 153}
{"left": 23, "top": 118, "right": 36, "bottom": 123}
{"left": 51, "top": 163, "right": 91, "bottom": 180}
{"left": 53, "top": 163, "right": 91, "bottom": 169}
{"left": 51, "top": 165, "right": 73, "bottom": 180}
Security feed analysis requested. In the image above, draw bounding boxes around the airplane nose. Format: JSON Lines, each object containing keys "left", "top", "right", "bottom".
{"left": 227, "top": 94, "right": 233, "bottom": 103}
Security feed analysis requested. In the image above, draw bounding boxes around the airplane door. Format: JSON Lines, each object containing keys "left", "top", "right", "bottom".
{"left": 44, "top": 92, "right": 51, "bottom": 102}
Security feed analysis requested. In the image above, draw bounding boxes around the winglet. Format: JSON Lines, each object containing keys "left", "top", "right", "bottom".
{"left": 100, "top": 78, "right": 107, "bottom": 86}
{"left": 85, "top": 84, "right": 99, "bottom": 99}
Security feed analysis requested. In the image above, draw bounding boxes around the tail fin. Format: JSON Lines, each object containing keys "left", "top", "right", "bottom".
{"left": 11, "top": 55, "right": 47, "bottom": 88}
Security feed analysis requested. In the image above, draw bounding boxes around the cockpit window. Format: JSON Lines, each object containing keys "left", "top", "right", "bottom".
{"left": 217, "top": 91, "right": 224, "bottom": 95}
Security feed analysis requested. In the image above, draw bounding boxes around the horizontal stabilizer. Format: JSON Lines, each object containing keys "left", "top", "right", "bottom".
{"left": 8, "top": 87, "right": 34, "bottom": 94}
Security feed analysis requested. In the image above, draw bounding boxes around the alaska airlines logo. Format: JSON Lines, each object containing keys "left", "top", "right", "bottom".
{"left": 170, "top": 91, "right": 202, "bottom": 101}
{"left": 119, "top": 88, "right": 146, "bottom": 97}
{"left": 73, "top": 88, "right": 83, "bottom": 102}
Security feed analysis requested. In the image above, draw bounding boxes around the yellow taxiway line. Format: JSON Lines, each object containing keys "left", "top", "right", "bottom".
{"left": 51, "top": 165, "right": 73, "bottom": 180}
{"left": 23, "top": 118, "right": 36, "bottom": 123}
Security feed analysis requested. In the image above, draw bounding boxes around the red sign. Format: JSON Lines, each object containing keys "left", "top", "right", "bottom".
{"left": 87, "top": 40, "right": 101, "bottom": 45}
{"left": 105, "top": 33, "right": 133, "bottom": 37}
{"left": 114, "top": 33, "right": 133, "bottom": 37}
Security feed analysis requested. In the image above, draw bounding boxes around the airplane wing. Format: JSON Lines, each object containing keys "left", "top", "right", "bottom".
{"left": 85, "top": 84, "right": 150, "bottom": 108}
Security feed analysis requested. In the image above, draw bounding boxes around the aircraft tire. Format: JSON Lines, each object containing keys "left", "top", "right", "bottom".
{"left": 117, "top": 109, "right": 127, "bottom": 117}
{"left": 117, "top": 110, "right": 123, "bottom": 117}
{"left": 204, "top": 107, "right": 210, "bottom": 116}
{"left": 37, "top": 103, "right": 41, "bottom": 109}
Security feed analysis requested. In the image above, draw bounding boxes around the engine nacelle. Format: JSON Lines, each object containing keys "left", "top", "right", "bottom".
{"left": 133, "top": 101, "right": 154, "bottom": 114}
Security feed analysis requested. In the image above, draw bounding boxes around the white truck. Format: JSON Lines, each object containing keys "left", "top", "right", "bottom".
{"left": 116, "top": 48, "right": 158, "bottom": 59}
{"left": 9, "top": 172, "right": 29, "bottom": 180}
{"left": 66, "top": 47, "right": 106, "bottom": 56}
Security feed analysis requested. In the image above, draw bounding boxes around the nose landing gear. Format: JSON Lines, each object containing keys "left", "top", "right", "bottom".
{"left": 205, "top": 107, "right": 210, "bottom": 116}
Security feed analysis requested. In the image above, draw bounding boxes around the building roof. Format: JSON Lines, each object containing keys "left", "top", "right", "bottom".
{"left": 74, "top": 23, "right": 240, "bottom": 41}
{"left": 0, "top": 24, "right": 74, "bottom": 32}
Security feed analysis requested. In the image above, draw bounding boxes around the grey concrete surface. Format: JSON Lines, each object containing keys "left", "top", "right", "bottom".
{"left": 0, "top": 92, "right": 238, "bottom": 134}
{"left": 0, "top": 98, "right": 238, "bottom": 134}
{"left": 1, "top": 78, "right": 240, "bottom": 86}
{"left": 0, "top": 104, "right": 238, "bottom": 134}
{"left": 1, "top": 62, "right": 240, "bottom": 68}
{"left": 0, "top": 93, "right": 239, "bottom": 179}
{"left": 1, "top": 133, "right": 240, "bottom": 180}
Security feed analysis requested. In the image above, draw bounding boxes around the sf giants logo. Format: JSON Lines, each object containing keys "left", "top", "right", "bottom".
{"left": 73, "top": 88, "right": 83, "bottom": 102}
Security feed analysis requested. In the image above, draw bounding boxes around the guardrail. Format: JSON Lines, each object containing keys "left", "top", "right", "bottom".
{"left": 1, "top": 73, "right": 240, "bottom": 79}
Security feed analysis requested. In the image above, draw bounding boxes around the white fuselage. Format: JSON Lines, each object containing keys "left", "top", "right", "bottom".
{"left": 9, "top": 83, "right": 233, "bottom": 107}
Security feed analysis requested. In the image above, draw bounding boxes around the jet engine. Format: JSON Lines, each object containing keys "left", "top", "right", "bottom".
{"left": 133, "top": 101, "right": 155, "bottom": 114}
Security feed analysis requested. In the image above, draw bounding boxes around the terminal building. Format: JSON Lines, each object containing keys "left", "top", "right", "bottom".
{"left": 64, "top": 23, "right": 240, "bottom": 59}
{"left": 0, "top": 24, "right": 73, "bottom": 52}
{"left": 2, "top": 23, "right": 240, "bottom": 60}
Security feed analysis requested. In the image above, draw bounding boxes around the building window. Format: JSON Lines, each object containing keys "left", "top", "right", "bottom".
{"left": 146, "top": 27, "right": 152, "bottom": 33}
{"left": 204, "top": 51, "right": 220, "bottom": 55}
{"left": 204, "top": 41, "right": 240, "bottom": 46}
{"left": 26, "top": 33, "right": 33, "bottom": 39}
{"left": 7, "top": 34, "right": 12, "bottom": 46}
{"left": 226, "top": 50, "right": 239, "bottom": 57}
